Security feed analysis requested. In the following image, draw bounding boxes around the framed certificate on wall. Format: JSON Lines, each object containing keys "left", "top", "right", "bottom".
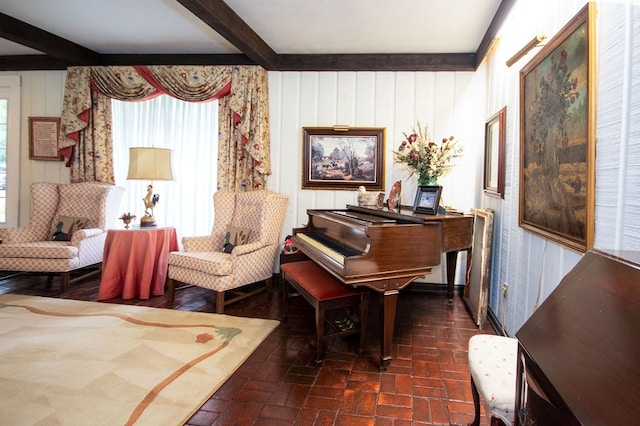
{"left": 29, "top": 117, "right": 62, "bottom": 161}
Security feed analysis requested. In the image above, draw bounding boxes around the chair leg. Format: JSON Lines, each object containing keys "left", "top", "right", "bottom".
{"left": 469, "top": 375, "right": 481, "bottom": 426}
{"left": 166, "top": 278, "right": 176, "bottom": 302}
{"left": 281, "top": 275, "right": 290, "bottom": 321}
{"left": 216, "top": 290, "right": 225, "bottom": 314}
{"left": 46, "top": 273, "right": 54, "bottom": 289}
{"left": 60, "top": 272, "right": 70, "bottom": 292}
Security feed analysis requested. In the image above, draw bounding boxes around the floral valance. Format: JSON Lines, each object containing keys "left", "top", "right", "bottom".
{"left": 58, "top": 65, "right": 270, "bottom": 189}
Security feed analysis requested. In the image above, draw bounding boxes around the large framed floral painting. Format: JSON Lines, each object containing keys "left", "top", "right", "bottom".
{"left": 519, "top": 3, "right": 596, "bottom": 252}
{"left": 302, "top": 126, "right": 385, "bottom": 190}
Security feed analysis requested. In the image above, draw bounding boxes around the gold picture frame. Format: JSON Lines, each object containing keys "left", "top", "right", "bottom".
{"left": 302, "top": 126, "right": 385, "bottom": 191}
{"left": 519, "top": 3, "right": 596, "bottom": 252}
{"left": 29, "top": 117, "right": 62, "bottom": 161}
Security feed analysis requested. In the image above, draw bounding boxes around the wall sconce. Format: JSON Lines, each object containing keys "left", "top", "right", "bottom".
{"left": 506, "top": 34, "right": 547, "bottom": 67}
{"left": 126, "top": 147, "right": 174, "bottom": 227}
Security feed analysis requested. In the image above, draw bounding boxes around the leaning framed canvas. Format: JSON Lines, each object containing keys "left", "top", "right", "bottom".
{"left": 519, "top": 3, "right": 596, "bottom": 252}
{"left": 464, "top": 208, "right": 494, "bottom": 329}
{"left": 413, "top": 185, "right": 442, "bottom": 215}
{"left": 302, "top": 126, "right": 385, "bottom": 191}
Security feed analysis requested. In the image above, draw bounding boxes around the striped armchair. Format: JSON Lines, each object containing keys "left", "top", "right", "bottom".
{"left": 0, "top": 182, "right": 124, "bottom": 291}
{"left": 166, "top": 190, "right": 288, "bottom": 313}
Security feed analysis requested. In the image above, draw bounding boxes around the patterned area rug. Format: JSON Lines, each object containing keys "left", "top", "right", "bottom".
{"left": 0, "top": 294, "right": 279, "bottom": 425}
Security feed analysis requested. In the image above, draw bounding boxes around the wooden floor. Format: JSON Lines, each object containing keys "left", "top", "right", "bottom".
{"left": 0, "top": 271, "right": 493, "bottom": 425}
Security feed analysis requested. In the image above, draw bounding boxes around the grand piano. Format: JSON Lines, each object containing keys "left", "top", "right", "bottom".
{"left": 293, "top": 204, "right": 473, "bottom": 369}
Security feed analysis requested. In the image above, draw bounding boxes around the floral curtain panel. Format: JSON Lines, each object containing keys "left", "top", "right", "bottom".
{"left": 58, "top": 65, "right": 270, "bottom": 190}
{"left": 218, "top": 66, "right": 271, "bottom": 190}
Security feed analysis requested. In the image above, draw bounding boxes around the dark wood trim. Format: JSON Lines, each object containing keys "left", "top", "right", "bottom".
{"left": 0, "top": 53, "right": 478, "bottom": 72}
{"left": 176, "top": 0, "right": 277, "bottom": 69}
{"left": 100, "top": 54, "right": 256, "bottom": 66}
{"left": 277, "top": 53, "right": 476, "bottom": 72}
{"left": 0, "top": 55, "right": 68, "bottom": 70}
{"left": 0, "top": 12, "right": 99, "bottom": 65}
{"left": 476, "top": 0, "right": 518, "bottom": 67}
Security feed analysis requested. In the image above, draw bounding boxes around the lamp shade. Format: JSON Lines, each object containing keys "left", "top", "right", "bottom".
{"left": 126, "top": 147, "right": 174, "bottom": 181}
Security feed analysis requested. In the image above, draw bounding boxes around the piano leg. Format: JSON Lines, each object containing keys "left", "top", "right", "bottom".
{"left": 446, "top": 251, "right": 459, "bottom": 302}
{"left": 379, "top": 290, "right": 399, "bottom": 371}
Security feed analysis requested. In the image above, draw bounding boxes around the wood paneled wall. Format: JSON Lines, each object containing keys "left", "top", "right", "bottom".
{"left": 5, "top": 0, "right": 640, "bottom": 335}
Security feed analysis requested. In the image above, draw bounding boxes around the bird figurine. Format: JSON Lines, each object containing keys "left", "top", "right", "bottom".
{"left": 141, "top": 184, "right": 160, "bottom": 227}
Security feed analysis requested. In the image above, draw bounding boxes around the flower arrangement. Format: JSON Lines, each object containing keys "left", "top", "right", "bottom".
{"left": 119, "top": 212, "right": 136, "bottom": 221}
{"left": 119, "top": 212, "right": 136, "bottom": 229}
{"left": 393, "top": 121, "right": 463, "bottom": 185}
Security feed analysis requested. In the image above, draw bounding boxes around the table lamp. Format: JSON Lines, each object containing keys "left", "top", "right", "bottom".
{"left": 126, "top": 147, "right": 174, "bottom": 227}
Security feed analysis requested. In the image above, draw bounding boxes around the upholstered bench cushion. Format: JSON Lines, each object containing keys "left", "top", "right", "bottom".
{"left": 281, "top": 260, "right": 358, "bottom": 301}
{"left": 167, "top": 251, "right": 233, "bottom": 276}
{"left": 468, "top": 334, "right": 518, "bottom": 424}
{"left": 0, "top": 242, "right": 78, "bottom": 259}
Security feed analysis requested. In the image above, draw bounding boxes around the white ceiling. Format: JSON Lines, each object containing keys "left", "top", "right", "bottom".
{"left": 0, "top": 0, "right": 504, "bottom": 69}
{"left": 0, "top": 0, "right": 502, "bottom": 55}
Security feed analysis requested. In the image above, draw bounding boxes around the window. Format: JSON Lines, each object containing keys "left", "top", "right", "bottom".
{"left": 111, "top": 95, "right": 218, "bottom": 239}
{"left": 0, "top": 76, "right": 20, "bottom": 227}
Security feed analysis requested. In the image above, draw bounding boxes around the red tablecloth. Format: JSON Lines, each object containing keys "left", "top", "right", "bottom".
{"left": 98, "top": 226, "right": 179, "bottom": 300}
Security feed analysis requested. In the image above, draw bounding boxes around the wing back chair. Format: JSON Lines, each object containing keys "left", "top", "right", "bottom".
{"left": 0, "top": 181, "right": 124, "bottom": 291}
{"left": 166, "top": 190, "right": 289, "bottom": 313}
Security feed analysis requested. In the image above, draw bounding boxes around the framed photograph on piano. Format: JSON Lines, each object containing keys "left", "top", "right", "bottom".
{"left": 302, "top": 126, "right": 385, "bottom": 191}
{"left": 413, "top": 185, "right": 442, "bottom": 215}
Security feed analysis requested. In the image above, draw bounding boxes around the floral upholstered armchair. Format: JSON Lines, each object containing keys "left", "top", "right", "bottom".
{"left": 0, "top": 182, "right": 124, "bottom": 291}
{"left": 166, "top": 190, "right": 288, "bottom": 313}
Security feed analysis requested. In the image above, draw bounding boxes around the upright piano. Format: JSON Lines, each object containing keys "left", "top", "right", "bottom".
{"left": 293, "top": 204, "right": 473, "bottom": 369}
{"left": 515, "top": 250, "right": 640, "bottom": 424}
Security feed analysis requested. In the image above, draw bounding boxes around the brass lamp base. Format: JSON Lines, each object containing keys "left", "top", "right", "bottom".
{"left": 140, "top": 215, "right": 157, "bottom": 227}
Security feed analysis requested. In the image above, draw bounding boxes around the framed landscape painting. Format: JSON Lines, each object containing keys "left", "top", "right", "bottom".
{"left": 302, "top": 126, "right": 385, "bottom": 191}
{"left": 519, "top": 3, "right": 596, "bottom": 252}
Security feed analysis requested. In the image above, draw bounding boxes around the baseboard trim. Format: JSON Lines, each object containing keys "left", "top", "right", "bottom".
{"left": 406, "top": 281, "right": 465, "bottom": 296}
{"left": 486, "top": 308, "right": 507, "bottom": 336}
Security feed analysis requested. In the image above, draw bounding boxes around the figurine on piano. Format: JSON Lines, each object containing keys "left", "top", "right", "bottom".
{"left": 387, "top": 180, "right": 401, "bottom": 211}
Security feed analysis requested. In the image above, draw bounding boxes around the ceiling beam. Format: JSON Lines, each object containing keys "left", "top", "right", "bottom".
{"left": 0, "top": 52, "right": 477, "bottom": 72}
{"left": 475, "top": 0, "right": 517, "bottom": 67}
{"left": 0, "top": 55, "right": 68, "bottom": 71}
{"left": 277, "top": 53, "right": 477, "bottom": 72}
{"left": 101, "top": 54, "right": 256, "bottom": 66}
{"left": 0, "top": 12, "right": 100, "bottom": 65}
{"left": 176, "top": 0, "right": 277, "bottom": 69}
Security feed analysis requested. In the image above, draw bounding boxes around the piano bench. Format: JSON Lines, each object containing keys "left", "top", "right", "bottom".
{"left": 281, "top": 260, "right": 369, "bottom": 364}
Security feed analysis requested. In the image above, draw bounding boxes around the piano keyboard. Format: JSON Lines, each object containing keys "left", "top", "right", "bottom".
{"left": 295, "top": 232, "right": 360, "bottom": 266}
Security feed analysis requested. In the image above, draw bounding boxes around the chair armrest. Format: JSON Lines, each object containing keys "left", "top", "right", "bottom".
{"left": 70, "top": 228, "right": 104, "bottom": 244}
{"left": 231, "top": 241, "right": 265, "bottom": 256}
{"left": 0, "top": 227, "right": 43, "bottom": 244}
{"left": 183, "top": 235, "right": 218, "bottom": 252}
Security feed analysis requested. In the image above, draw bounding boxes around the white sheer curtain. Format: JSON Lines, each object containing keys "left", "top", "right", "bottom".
{"left": 111, "top": 95, "right": 218, "bottom": 243}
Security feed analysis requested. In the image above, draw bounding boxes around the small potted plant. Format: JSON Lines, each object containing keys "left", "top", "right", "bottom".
{"left": 119, "top": 212, "right": 136, "bottom": 229}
